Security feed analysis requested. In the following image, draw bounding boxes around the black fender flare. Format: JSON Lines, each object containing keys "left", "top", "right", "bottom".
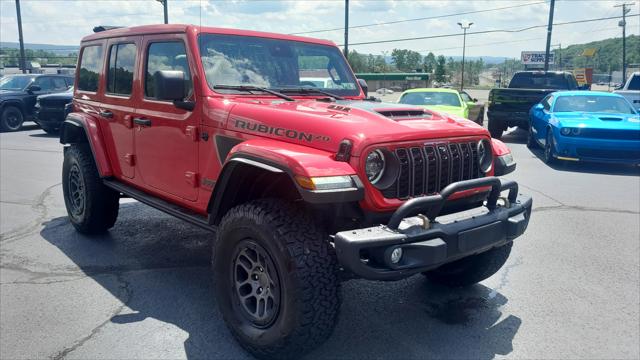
{"left": 207, "top": 154, "right": 363, "bottom": 225}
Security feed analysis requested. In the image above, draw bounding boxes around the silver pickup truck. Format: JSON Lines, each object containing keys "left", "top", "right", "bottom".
{"left": 615, "top": 72, "right": 640, "bottom": 111}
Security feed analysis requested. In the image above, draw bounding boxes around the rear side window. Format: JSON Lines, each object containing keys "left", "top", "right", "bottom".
{"left": 509, "top": 73, "right": 569, "bottom": 90}
{"left": 543, "top": 95, "right": 553, "bottom": 111}
{"left": 78, "top": 45, "right": 103, "bottom": 92}
{"left": 33, "top": 77, "right": 53, "bottom": 91}
{"left": 628, "top": 75, "right": 640, "bottom": 90}
{"left": 107, "top": 43, "right": 137, "bottom": 95}
{"left": 145, "top": 41, "right": 192, "bottom": 99}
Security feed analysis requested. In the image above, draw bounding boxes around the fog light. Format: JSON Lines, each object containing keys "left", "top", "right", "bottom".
{"left": 390, "top": 247, "right": 403, "bottom": 264}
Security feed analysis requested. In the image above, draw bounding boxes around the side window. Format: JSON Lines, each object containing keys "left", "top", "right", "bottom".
{"left": 543, "top": 96, "right": 553, "bottom": 111}
{"left": 107, "top": 43, "right": 137, "bottom": 96}
{"left": 33, "top": 77, "right": 53, "bottom": 91}
{"left": 460, "top": 92, "right": 472, "bottom": 102}
{"left": 627, "top": 75, "right": 640, "bottom": 90}
{"left": 78, "top": 45, "right": 103, "bottom": 92}
{"left": 145, "top": 41, "right": 192, "bottom": 99}
{"left": 51, "top": 77, "right": 67, "bottom": 90}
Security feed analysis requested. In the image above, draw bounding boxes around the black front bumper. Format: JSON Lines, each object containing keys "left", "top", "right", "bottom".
{"left": 335, "top": 177, "right": 532, "bottom": 281}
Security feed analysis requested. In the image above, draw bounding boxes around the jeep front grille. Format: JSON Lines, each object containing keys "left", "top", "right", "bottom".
{"left": 381, "top": 141, "right": 483, "bottom": 199}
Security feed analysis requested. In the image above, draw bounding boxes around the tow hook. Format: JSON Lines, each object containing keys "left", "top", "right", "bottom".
{"left": 498, "top": 196, "right": 511, "bottom": 209}
{"left": 417, "top": 214, "right": 431, "bottom": 229}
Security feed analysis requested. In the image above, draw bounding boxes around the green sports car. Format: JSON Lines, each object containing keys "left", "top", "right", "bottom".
{"left": 397, "top": 88, "right": 484, "bottom": 125}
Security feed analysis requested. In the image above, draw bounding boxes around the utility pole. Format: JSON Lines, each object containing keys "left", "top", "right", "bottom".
{"left": 544, "top": 0, "right": 556, "bottom": 72}
{"left": 457, "top": 20, "right": 473, "bottom": 91}
{"left": 615, "top": 2, "right": 634, "bottom": 83}
{"left": 15, "top": 0, "right": 26, "bottom": 74}
{"left": 344, "top": 0, "right": 349, "bottom": 57}
{"left": 156, "top": 0, "right": 168, "bottom": 24}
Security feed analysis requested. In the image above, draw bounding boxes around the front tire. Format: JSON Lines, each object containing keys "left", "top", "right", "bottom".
{"left": 213, "top": 199, "right": 340, "bottom": 359}
{"left": 62, "top": 144, "right": 120, "bottom": 234}
{"left": 424, "top": 242, "right": 512, "bottom": 287}
{"left": 526, "top": 123, "right": 538, "bottom": 149}
{"left": 544, "top": 130, "right": 556, "bottom": 164}
{"left": 1, "top": 106, "right": 25, "bottom": 132}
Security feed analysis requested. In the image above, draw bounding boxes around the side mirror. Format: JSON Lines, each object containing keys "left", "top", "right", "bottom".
{"left": 472, "top": 98, "right": 478, "bottom": 102}
{"left": 154, "top": 70, "right": 186, "bottom": 101}
{"left": 27, "top": 85, "right": 41, "bottom": 93}
{"left": 534, "top": 103, "right": 544, "bottom": 111}
{"left": 357, "top": 78, "right": 368, "bottom": 97}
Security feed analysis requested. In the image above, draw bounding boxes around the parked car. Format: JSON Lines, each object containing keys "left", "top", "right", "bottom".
{"left": 0, "top": 74, "right": 73, "bottom": 131}
{"left": 59, "top": 24, "right": 531, "bottom": 359}
{"left": 397, "top": 88, "right": 484, "bottom": 124}
{"left": 376, "top": 87, "right": 394, "bottom": 94}
{"left": 613, "top": 71, "right": 640, "bottom": 111}
{"left": 299, "top": 77, "right": 335, "bottom": 88}
{"left": 34, "top": 86, "right": 74, "bottom": 134}
{"left": 488, "top": 71, "right": 579, "bottom": 138}
{"left": 528, "top": 91, "right": 640, "bottom": 164}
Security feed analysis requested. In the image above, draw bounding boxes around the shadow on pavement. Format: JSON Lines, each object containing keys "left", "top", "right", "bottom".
{"left": 29, "top": 131, "right": 58, "bottom": 138}
{"left": 501, "top": 128, "right": 640, "bottom": 177}
{"left": 41, "top": 202, "right": 520, "bottom": 359}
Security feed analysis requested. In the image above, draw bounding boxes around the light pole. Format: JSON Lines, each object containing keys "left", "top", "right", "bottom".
{"left": 457, "top": 20, "right": 473, "bottom": 91}
{"left": 156, "top": 0, "right": 168, "bottom": 24}
{"left": 615, "top": 2, "right": 634, "bottom": 83}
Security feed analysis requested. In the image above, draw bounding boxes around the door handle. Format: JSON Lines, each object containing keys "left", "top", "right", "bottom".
{"left": 133, "top": 118, "right": 152, "bottom": 126}
{"left": 99, "top": 110, "right": 113, "bottom": 118}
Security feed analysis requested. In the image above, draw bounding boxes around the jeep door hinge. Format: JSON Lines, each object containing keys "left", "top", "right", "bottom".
{"left": 124, "top": 154, "right": 135, "bottom": 166}
{"left": 185, "top": 171, "right": 198, "bottom": 187}
{"left": 185, "top": 126, "right": 198, "bottom": 142}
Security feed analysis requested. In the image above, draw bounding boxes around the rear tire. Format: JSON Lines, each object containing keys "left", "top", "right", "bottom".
{"left": 1, "top": 106, "right": 25, "bottom": 132}
{"left": 213, "top": 199, "right": 340, "bottom": 359}
{"left": 488, "top": 118, "right": 503, "bottom": 139}
{"left": 62, "top": 144, "right": 119, "bottom": 234}
{"left": 424, "top": 242, "right": 513, "bottom": 287}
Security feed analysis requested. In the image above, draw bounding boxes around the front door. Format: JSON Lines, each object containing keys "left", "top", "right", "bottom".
{"left": 97, "top": 38, "right": 140, "bottom": 179}
{"left": 134, "top": 35, "right": 199, "bottom": 201}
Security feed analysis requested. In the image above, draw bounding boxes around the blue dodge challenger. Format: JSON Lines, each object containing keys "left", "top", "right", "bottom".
{"left": 528, "top": 91, "right": 640, "bottom": 164}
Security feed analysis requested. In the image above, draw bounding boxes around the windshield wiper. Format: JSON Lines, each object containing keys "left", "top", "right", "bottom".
{"left": 213, "top": 85, "right": 294, "bottom": 101}
{"left": 277, "top": 87, "right": 344, "bottom": 100}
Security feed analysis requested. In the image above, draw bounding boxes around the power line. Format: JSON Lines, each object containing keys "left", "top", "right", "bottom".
{"left": 342, "top": 13, "right": 640, "bottom": 46}
{"left": 290, "top": 1, "right": 547, "bottom": 35}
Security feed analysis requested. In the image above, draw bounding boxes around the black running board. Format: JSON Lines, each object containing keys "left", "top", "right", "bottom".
{"left": 103, "top": 179, "right": 215, "bottom": 232}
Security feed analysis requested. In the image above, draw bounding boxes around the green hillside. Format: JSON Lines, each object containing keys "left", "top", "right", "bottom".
{"left": 555, "top": 35, "right": 639, "bottom": 73}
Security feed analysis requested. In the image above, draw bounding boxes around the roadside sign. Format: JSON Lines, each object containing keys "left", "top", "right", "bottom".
{"left": 521, "top": 51, "right": 554, "bottom": 65}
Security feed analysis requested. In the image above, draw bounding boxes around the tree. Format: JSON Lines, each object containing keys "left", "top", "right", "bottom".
{"left": 423, "top": 52, "right": 436, "bottom": 73}
{"left": 434, "top": 55, "right": 447, "bottom": 83}
{"left": 347, "top": 50, "right": 367, "bottom": 73}
{"left": 391, "top": 48, "right": 423, "bottom": 72}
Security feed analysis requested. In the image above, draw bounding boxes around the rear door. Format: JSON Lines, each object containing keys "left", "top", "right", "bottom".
{"left": 97, "top": 38, "right": 141, "bottom": 179}
{"left": 134, "top": 34, "right": 199, "bottom": 201}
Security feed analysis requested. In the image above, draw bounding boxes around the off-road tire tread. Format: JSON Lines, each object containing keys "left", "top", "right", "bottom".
{"left": 62, "top": 144, "right": 119, "bottom": 234}
{"left": 424, "top": 242, "right": 512, "bottom": 287}
{"left": 213, "top": 199, "right": 340, "bottom": 359}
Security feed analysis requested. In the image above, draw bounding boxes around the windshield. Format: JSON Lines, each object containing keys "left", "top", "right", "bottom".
{"left": 554, "top": 95, "right": 637, "bottom": 114}
{"left": 198, "top": 34, "right": 359, "bottom": 96}
{"left": 0, "top": 75, "right": 36, "bottom": 91}
{"left": 399, "top": 92, "right": 461, "bottom": 107}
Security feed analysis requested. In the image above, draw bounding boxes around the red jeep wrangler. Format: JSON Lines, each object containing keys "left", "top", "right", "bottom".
{"left": 60, "top": 25, "right": 531, "bottom": 358}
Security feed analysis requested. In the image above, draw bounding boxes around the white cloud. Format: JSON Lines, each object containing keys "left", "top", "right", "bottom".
{"left": 0, "top": 0, "right": 637, "bottom": 58}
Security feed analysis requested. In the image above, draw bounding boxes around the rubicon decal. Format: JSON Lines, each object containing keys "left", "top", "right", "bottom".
{"left": 234, "top": 119, "right": 330, "bottom": 142}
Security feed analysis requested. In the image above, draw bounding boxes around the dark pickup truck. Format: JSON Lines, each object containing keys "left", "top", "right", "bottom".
{"left": 487, "top": 71, "right": 579, "bottom": 138}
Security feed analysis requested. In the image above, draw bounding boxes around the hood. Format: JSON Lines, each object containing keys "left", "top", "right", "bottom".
{"left": 416, "top": 104, "right": 466, "bottom": 118}
{"left": 38, "top": 91, "right": 73, "bottom": 100}
{"left": 224, "top": 98, "right": 488, "bottom": 156}
{"left": 553, "top": 112, "right": 640, "bottom": 131}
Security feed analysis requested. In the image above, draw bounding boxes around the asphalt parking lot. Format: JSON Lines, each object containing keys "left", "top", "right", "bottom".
{"left": 1, "top": 123, "right": 639, "bottom": 359}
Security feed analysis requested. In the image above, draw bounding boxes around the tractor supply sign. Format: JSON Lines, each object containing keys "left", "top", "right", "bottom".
{"left": 521, "top": 51, "right": 554, "bottom": 65}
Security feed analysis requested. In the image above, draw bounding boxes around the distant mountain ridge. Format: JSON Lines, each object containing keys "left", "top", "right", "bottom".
{"left": 0, "top": 42, "right": 78, "bottom": 55}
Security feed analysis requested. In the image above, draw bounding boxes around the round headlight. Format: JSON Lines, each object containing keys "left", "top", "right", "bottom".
{"left": 561, "top": 127, "right": 571, "bottom": 136}
{"left": 571, "top": 128, "right": 580, "bottom": 136}
{"left": 365, "top": 150, "right": 385, "bottom": 184}
{"left": 477, "top": 139, "right": 493, "bottom": 173}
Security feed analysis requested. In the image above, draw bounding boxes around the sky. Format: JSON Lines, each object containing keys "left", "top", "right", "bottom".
{"left": 0, "top": 0, "right": 638, "bottom": 58}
